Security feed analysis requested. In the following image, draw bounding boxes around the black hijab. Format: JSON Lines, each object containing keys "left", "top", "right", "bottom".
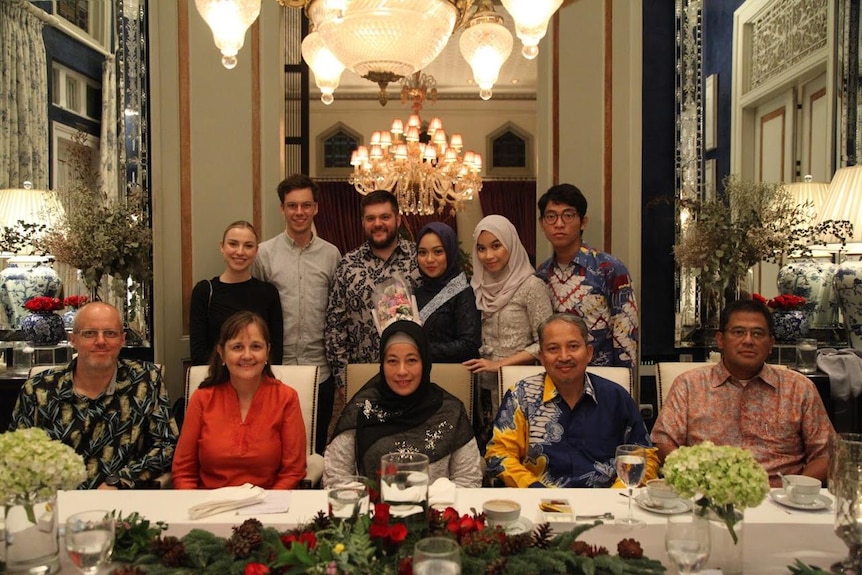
{"left": 415, "top": 222, "right": 462, "bottom": 304}
{"left": 332, "top": 320, "right": 474, "bottom": 478}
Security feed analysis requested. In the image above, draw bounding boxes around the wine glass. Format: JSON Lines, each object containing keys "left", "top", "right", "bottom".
{"left": 65, "top": 510, "right": 115, "bottom": 575}
{"left": 665, "top": 515, "right": 710, "bottom": 574}
{"left": 412, "top": 537, "right": 462, "bottom": 575}
{"left": 615, "top": 443, "right": 646, "bottom": 526}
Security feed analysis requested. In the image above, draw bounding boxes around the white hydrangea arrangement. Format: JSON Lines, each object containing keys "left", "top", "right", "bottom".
{"left": 663, "top": 441, "right": 769, "bottom": 543}
{"left": 0, "top": 428, "right": 87, "bottom": 519}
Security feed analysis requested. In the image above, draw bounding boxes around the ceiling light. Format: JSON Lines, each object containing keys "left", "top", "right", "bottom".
{"left": 501, "top": 0, "right": 563, "bottom": 59}
{"left": 195, "top": 0, "right": 262, "bottom": 69}
{"left": 459, "top": 7, "right": 514, "bottom": 101}
{"left": 301, "top": 29, "right": 345, "bottom": 105}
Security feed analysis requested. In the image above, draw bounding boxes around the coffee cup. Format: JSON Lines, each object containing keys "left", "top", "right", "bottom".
{"left": 781, "top": 474, "right": 821, "bottom": 505}
{"left": 482, "top": 499, "right": 521, "bottom": 528}
{"left": 646, "top": 479, "right": 679, "bottom": 509}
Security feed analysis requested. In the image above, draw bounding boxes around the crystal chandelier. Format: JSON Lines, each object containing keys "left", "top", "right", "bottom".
{"left": 196, "top": 0, "right": 563, "bottom": 101}
{"left": 349, "top": 81, "right": 482, "bottom": 216}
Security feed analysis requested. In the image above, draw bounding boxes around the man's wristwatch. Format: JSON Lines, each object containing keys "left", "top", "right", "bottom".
{"left": 104, "top": 474, "right": 125, "bottom": 489}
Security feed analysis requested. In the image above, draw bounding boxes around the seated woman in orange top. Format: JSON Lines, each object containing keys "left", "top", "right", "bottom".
{"left": 172, "top": 311, "right": 307, "bottom": 489}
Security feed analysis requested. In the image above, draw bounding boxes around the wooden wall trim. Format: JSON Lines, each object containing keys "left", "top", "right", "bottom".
{"left": 178, "top": 0, "right": 192, "bottom": 334}
{"left": 252, "top": 21, "right": 262, "bottom": 232}
{"left": 552, "top": 12, "right": 559, "bottom": 185}
{"left": 603, "top": 0, "right": 613, "bottom": 252}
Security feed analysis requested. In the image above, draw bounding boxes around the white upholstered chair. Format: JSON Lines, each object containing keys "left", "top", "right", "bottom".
{"left": 497, "top": 365, "right": 633, "bottom": 398}
{"left": 184, "top": 364, "right": 324, "bottom": 488}
{"left": 345, "top": 362, "right": 474, "bottom": 423}
{"left": 656, "top": 361, "right": 787, "bottom": 412}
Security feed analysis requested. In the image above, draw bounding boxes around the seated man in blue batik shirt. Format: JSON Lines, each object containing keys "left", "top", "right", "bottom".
{"left": 10, "top": 302, "right": 178, "bottom": 490}
{"left": 485, "top": 313, "right": 657, "bottom": 488}
{"left": 535, "top": 183, "right": 638, "bottom": 368}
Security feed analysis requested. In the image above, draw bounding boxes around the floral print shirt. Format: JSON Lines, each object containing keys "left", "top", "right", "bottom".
{"left": 324, "top": 238, "right": 418, "bottom": 387}
{"left": 535, "top": 243, "right": 639, "bottom": 368}
{"left": 485, "top": 372, "right": 654, "bottom": 488}
{"left": 10, "top": 359, "right": 179, "bottom": 489}
{"left": 650, "top": 362, "right": 833, "bottom": 483}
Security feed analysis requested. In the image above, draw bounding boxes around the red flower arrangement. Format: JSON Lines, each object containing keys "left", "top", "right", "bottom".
{"left": 63, "top": 295, "right": 89, "bottom": 309}
{"left": 23, "top": 296, "right": 63, "bottom": 312}
{"left": 754, "top": 293, "right": 807, "bottom": 311}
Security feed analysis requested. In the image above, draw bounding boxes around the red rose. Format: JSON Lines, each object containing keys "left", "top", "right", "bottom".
{"left": 441, "top": 507, "right": 459, "bottom": 522}
{"left": 298, "top": 531, "right": 317, "bottom": 549}
{"left": 458, "top": 515, "right": 477, "bottom": 534}
{"left": 397, "top": 556, "right": 413, "bottom": 575}
{"left": 370, "top": 523, "right": 390, "bottom": 539}
{"left": 388, "top": 522, "right": 408, "bottom": 543}
{"left": 373, "top": 503, "right": 391, "bottom": 524}
{"left": 753, "top": 293, "right": 767, "bottom": 305}
{"left": 280, "top": 533, "right": 297, "bottom": 547}
{"left": 244, "top": 563, "right": 270, "bottom": 575}
{"left": 446, "top": 519, "right": 460, "bottom": 536}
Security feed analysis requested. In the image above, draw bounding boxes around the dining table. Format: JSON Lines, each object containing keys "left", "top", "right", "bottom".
{"left": 53, "top": 486, "right": 845, "bottom": 574}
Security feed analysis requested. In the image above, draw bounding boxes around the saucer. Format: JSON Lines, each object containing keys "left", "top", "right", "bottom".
{"left": 634, "top": 493, "right": 692, "bottom": 515}
{"left": 503, "top": 517, "right": 534, "bottom": 535}
{"left": 769, "top": 488, "right": 832, "bottom": 511}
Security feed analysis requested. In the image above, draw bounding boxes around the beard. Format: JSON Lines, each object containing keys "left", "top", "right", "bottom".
{"left": 367, "top": 226, "right": 398, "bottom": 250}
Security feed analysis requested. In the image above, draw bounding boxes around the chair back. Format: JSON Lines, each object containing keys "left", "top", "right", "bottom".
{"left": 497, "top": 364, "right": 633, "bottom": 399}
{"left": 184, "top": 365, "right": 323, "bottom": 487}
{"left": 656, "top": 361, "right": 787, "bottom": 412}
{"left": 29, "top": 363, "right": 165, "bottom": 379}
{"left": 345, "top": 363, "right": 474, "bottom": 423}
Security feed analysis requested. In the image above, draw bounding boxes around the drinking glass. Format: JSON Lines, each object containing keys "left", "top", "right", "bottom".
{"left": 615, "top": 443, "right": 646, "bottom": 526}
{"left": 665, "top": 515, "right": 710, "bottom": 574}
{"left": 412, "top": 536, "right": 461, "bottom": 575}
{"left": 327, "top": 475, "right": 370, "bottom": 518}
{"left": 380, "top": 452, "right": 430, "bottom": 518}
{"left": 64, "top": 510, "right": 115, "bottom": 575}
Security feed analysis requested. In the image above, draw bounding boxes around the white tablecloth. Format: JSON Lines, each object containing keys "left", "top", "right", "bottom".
{"left": 55, "top": 487, "right": 845, "bottom": 574}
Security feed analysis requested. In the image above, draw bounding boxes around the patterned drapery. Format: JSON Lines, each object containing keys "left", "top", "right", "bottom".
{"left": 0, "top": 0, "right": 49, "bottom": 189}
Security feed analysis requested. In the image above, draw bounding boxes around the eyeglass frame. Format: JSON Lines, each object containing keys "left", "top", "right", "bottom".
{"left": 73, "top": 329, "right": 124, "bottom": 340}
{"left": 283, "top": 201, "right": 317, "bottom": 212}
{"left": 540, "top": 209, "right": 580, "bottom": 225}
{"left": 721, "top": 327, "right": 773, "bottom": 341}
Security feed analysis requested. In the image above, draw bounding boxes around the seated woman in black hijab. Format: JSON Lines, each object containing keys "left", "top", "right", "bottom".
{"left": 323, "top": 320, "right": 482, "bottom": 488}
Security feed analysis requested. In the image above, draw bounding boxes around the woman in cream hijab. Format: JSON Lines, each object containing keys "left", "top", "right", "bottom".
{"left": 463, "top": 215, "right": 553, "bottom": 449}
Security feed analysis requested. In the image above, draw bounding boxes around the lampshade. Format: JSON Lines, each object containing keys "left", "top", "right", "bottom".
{"left": 818, "top": 165, "right": 862, "bottom": 249}
{"left": 501, "top": 0, "right": 563, "bottom": 59}
{"left": 459, "top": 10, "right": 514, "bottom": 101}
{"left": 0, "top": 182, "right": 64, "bottom": 229}
{"left": 301, "top": 30, "right": 346, "bottom": 105}
{"left": 195, "top": 0, "right": 262, "bottom": 69}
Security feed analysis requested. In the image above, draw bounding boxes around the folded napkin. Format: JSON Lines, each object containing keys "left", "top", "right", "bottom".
{"left": 188, "top": 483, "right": 266, "bottom": 519}
{"left": 428, "top": 477, "right": 457, "bottom": 507}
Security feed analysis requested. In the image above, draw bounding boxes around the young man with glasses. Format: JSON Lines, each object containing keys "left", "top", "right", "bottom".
{"left": 252, "top": 174, "right": 341, "bottom": 454}
{"left": 651, "top": 299, "right": 833, "bottom": 487}
{"left": 9, "top": 302, "right": 178, "bottom": 489}
{"left": 535, "top": 183, "right": 638, "bottom": 368}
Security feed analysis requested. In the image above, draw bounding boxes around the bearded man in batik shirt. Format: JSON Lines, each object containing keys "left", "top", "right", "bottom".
{"left": 535, "top": 183, "right": 638, "bottom": 368}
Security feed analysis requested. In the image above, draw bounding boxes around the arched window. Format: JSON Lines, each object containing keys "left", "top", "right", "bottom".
{"left": 486, "top": 122, "right": 533, "bottom": 177}
{"left": 316, "top": 122, "right": 362, "bottom": 177}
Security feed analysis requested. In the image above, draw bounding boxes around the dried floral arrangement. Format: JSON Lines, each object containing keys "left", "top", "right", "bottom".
{"left": 0, "top": 220, "right": 50, "bottom": 256}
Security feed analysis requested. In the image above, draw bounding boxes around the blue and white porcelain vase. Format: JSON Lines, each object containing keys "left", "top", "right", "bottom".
{"left": 0, "top": 257, "right": 62, "bottom": 328}
{"left": 62, "top": 309, "right": 77, "bottom": 330}
{"left": 772, "top": 310, "right": 809, "bottom": 343}
{"left": 21, "top": 312, "right": 66, "bottom": 345}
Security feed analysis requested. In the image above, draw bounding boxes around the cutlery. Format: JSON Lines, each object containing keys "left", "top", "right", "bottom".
{"left": 574, "top": 512, "right": 614, "bottom": 521}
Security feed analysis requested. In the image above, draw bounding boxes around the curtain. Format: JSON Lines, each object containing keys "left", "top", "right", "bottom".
{"left": 316, "top": 181, "right": 457, "bottom": 255}
{"left": 0, "top": 0, "right": 49, "bottom": 189}
{"left": 478, "top": 180, "right": 538, "bottom": 265}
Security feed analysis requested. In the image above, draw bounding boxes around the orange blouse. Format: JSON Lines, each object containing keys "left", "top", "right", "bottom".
{"left": 172, "top": 377, "right": 307, "bottom": 489}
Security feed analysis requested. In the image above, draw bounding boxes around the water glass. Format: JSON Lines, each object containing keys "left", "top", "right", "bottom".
{"left": 65, "top": 510, "right": 115, "bottom": 575}
{"left": 380, "top": 452, "right": 430, "bottom": 518}
{"left": 412, "top": 537, "right": 461, "bottom": 575}
{"left": 665, "top": 515, "right": 710, "bottom": 574}
{"left": 795, "top": 338, "right": 818, "bottom": 374}
{"left": 615, "top": 443, "right": 646, "bottom": 526}
{"left": 327, "top": 475, "right": 370, "bottom": 518}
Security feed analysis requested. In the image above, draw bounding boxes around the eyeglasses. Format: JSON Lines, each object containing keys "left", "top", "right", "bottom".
{"left": 75, "top": 329, "right": 123, "bottom": 340}
{"left": 541, "top": 210, "right": 579, "bottom": 225}
{"left": 284, "top": 201, "right": 316, "bottom": 212}
{"left": 724, "top": 327, "right": 771, "bottom": 340}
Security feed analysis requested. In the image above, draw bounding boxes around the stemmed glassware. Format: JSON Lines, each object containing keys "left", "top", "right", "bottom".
{"left": 615, "top": 443, "right": 646, "bottom": 526}
{"left": 64, "top": 510, "right": 115, "bottom": 575}
{"left": 665, "top": 514, "right": 710, "bottom": 574}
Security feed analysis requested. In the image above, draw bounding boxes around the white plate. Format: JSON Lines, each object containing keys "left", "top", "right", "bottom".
{"left": 504, "top": 516, "right": 534, "bottom": 535}
{"left": 769, "top": 488, "right": 832, "bottom": 511}
{"left": 633, "top": 493, "right": 692, "bottom": 515}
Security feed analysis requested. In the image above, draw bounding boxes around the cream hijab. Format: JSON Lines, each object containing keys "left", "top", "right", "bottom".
{"left": 470, "top": 215, "right": 536, "bottom": 314}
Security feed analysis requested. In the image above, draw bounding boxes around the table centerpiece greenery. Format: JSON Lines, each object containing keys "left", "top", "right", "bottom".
{"left": 107, "top": 504, "right": 666, "bottom": 575}
{"left": 662, "top": 441, "right": 770, "bottom": 543}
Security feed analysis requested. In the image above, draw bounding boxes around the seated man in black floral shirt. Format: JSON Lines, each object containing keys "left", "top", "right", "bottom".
{"left": 9, "top": 302, "right": 178, "bottom": 489}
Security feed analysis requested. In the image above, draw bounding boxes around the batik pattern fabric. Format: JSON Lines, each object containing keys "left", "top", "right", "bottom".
{"left": 324, "top": 238, "right": 418, "bottom": 387}
{"left": 536, "top": 243, "right": 639, "bottom": 368}
{"left": 650, "top": 362, "right": 833, "bottom": 483}
{"left": 10, "top": 359, "right": 179, "bottom": 489}
{"left": 485, "top": 372, "right": 655, "bottom": 488}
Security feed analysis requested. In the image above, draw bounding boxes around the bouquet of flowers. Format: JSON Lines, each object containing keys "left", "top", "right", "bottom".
{"left": 63, "top": 295, "right": 90, "bottom": 309}
{"left": 372, "top": 273, "right": 420, "bottom": 334}
{"left": 0, "top": 428, "right": 87, "bottom": 521}
{"left": 662, "top": 441, "right": 769, "bottom": 543}
{"left": 23, "top": 296, "right": 63, "bottom": 313}
{"left": 753, "top": 293, "right": 807, "bottom": 311}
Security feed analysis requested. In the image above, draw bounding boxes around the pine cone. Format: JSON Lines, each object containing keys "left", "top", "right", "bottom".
{"left": 532, "top": 522, "right": 553, "bottom": 549}
{"left": 161, "top": 541, "right": 188, "bottom": 567}
{"left": 571, "top": 540, "right": 608, "bottom": 558}
{"left": 484, "top": 557, "right": 508, "bottom": 575}
{"left": 226, "top": 537, "right": 253, "bottom": 558}
{"left": 617, "top": 537, "right": 644, "bottom": 559}
{"left": 151, "top": 535, "right": 182, "bottom": 556}
{"left": 111, "top": 567, "right": 147, "bottom": 575}
{"left": 499, "top": 532, "right": 531, "bottom": 556}
{"left": 227, "top": 518, "right": 264, "bottom": 558}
